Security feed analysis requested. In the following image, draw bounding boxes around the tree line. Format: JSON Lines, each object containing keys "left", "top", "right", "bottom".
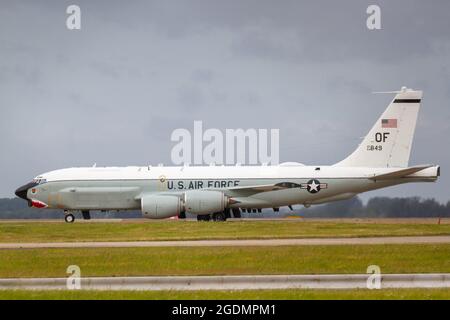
{"left": 0, "top": 196, "right": 449, "bottom": 219}
{"left": 296, "top": 196, "right": 450, "bottom": 218}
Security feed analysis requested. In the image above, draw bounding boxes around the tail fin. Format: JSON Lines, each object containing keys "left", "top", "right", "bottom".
{"left": 335, "top": 87, "right": 422, "bottom": 168}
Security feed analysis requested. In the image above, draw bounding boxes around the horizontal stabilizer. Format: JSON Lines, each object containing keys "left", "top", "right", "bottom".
{"left": 369, "top": 165, "right": 434, "bottom": 180}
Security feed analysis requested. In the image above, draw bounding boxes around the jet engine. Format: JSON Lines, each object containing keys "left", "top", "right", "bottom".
{"left": 183, "top": 190, "right": 227, "bottom": 215}
{"left": 141, "top": 195, "right": 181, "bottom": 219}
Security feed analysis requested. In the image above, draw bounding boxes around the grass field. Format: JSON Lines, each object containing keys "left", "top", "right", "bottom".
{"left": 0, "top": 288, "right": 449, "bottom": 300}
{"left": 0, "top": 220, "right": 448, "bottom": 243}
{"left": 0, "top": 221, "right": 448, "bottom": 300}
{"left": 0, "top": 244, "right": 448, "bottom": 278}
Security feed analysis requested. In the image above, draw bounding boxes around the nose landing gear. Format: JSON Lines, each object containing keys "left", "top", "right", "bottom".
{"left": 64, "top": 211, "right": 75, "bottom": 223}
{"left": 64, "top": 210, "right": 92, "bottom": 223}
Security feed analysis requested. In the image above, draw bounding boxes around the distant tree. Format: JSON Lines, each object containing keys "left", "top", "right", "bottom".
{"left": 1, "top": 196, "right": 449, "bottom": 219}
{"left": 295, "top": 196, "right": 449, "bottom": 218}
{"left": 298, "top": 197, "right": 363, "bottom": 218}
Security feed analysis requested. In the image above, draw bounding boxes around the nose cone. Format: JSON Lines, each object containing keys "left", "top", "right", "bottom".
{"left": 15, "top": 182, "right": 38, "bottom": 200}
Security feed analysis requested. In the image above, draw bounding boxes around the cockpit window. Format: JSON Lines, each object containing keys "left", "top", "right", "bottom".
{"left": 32, "top": 178, "right": 47, "bottom": 184}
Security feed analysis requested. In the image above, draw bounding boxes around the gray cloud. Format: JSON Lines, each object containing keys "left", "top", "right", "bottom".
{"left": 0, "top": 1, "right": 449, "bottom": 202}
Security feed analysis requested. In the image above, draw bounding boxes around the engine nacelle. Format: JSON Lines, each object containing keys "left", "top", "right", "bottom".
{"left": 183, "top": 190, "right": 226, "bottom": 215}
{"left": 141, "top": 195, "right": 181, "bottom": 219}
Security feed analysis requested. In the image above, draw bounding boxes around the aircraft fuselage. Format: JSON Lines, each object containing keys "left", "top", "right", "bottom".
{"left": 17, "top": 165, "right": 439, "bottom": 212}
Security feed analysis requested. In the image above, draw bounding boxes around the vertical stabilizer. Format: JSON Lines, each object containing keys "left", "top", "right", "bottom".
{"left": 335, "top": 87, "right": 422, "bottom": 168}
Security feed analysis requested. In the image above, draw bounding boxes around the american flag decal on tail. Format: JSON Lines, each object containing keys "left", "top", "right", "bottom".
{"left": 381, "top": 119, "right": 397, "bottom": 128}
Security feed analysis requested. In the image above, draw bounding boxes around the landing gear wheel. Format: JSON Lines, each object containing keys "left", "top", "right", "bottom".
{"left": 64, "top": 213, "right": 75, "bottom": 223}
{"left": 212, "top": 212, "right": 226, "bottom": 222}
{"left": 232, "top": 208, "right": 242, "bottom": 218}
{"left": 197, "top": 214, "right": 211, "bottom": 221}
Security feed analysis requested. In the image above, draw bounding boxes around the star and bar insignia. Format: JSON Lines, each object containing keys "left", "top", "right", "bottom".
{"left": 300, "top": 179, "right": 328, "bottom": 194}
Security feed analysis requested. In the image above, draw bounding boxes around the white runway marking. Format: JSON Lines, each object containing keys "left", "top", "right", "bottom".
{"left": 0, "top": 274, "right": 449, "bottom": 290}
{"left": 0, "top": 236, "right": 449, "bottom": 249}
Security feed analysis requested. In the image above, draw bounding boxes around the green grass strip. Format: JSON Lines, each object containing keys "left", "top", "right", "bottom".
{"left": 0, "top": 220, "right": 448, "bottom": 243}
{"left": 0, "top": 244, "right": 448, "bottom": 278}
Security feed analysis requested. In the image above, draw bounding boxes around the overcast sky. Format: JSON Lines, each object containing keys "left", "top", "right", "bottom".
{"left": 1, "top": 1, "right": 449, "bottom": 202}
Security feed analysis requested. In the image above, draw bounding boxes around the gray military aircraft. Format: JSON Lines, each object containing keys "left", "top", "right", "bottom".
{"left": 15, "top": 87, "right": 440, "bottom": 223}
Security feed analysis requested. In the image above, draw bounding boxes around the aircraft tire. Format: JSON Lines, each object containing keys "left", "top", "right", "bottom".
{"left": 197, "top": 214, "right": 211, "bottom": 222}
{"left": 232, "top": 208, "right": 241, "bottom": 218}
{"left": 212, "top": 212, "right": 226, "bottom": 222}
{"left": 64, "top": 213, "right": 75, "bottom": 223}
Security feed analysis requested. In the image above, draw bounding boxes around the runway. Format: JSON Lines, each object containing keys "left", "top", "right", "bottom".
{"left": 0, "top": 274, "right": 449, "bottom": 290}
{"left": 0, "top": 218, "right": 448, "bottom": 224}
{"left": 0, "top": 235, "right": 449, "bottom": 249}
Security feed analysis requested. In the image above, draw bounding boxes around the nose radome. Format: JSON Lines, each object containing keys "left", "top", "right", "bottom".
{"left": 15, "top": 182, "right": 38, "bottom": 200}
{"left": 15, "top": 186, "right": 28, "bottom": 200}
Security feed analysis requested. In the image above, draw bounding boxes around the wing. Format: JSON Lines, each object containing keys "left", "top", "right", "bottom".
{"left": 134, "top": 182, "right": 301, "bottom": 200}
{"left": 225, "top": 182, "right": 301, "bottom": 197}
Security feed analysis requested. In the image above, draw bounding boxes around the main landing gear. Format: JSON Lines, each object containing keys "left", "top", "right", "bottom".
{"left": 197, "top": 213, "right": 226, "bottom": 221}
{"left": 197, "top": 214, "right": 211, "bottom": 222}
{"left": 196, "top": 208, "right": 244, "bottom": 222}
{"left": 232, "top": 208, "right": 241, "bottom": 218}
{"left": 212, "top": 212, "right": 226, "bottom": 221}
